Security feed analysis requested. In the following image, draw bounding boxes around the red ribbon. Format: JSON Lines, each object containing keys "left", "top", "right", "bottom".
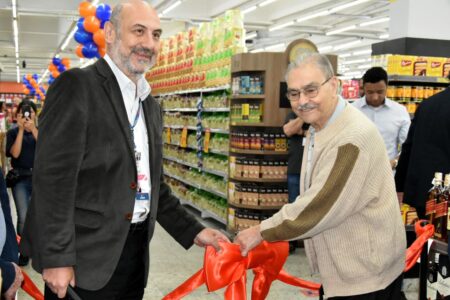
{"left": 404, "top": 220, "right": 435, "bottom": 272}
{"left": 163, "top": 241, "right": 320, "bottom": 300}
{"left": 21, "top": 270, "right": 44, "bottom": 300}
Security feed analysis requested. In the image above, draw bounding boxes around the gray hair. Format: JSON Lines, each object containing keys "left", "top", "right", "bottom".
{"left": 109, "top": 3, "right": 124, "bottom": 37}
{"left": 285, "top": 53, "right": 334, "bottom": 82}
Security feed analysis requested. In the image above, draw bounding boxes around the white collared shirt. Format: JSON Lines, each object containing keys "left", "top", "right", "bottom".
{"left": 104, "top": 55, "right": 152, "bottom": 223}
{"left": 352, "top": 97, "right": 410, "bottom": 160}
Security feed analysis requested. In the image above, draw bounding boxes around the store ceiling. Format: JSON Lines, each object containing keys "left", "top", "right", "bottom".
{"left": 0, "top": 0, "right": 390, "bottom": 84}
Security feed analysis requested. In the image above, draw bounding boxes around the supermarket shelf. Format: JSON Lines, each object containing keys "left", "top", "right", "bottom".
{"left": 163, "top": 156, "right": 199, "bottom": 170}
{"left": 163, "top": 172, "right": 227, "bottom": 199}
{"left": 230, "top": 148, "right": 289, "bottom": 155}
{"left": 388, "top": 75, "right": 450, "bottom": 84}
{"left": 164, "top": 125, "right": 197, "bottom": 130}
{"left": 230, "top": 122, "right": 267, "bottom": 127}
{"left": 229, "top": 202, "right": 284, "bottom": 210}
{"left": 231, "top": 94, "right": 265, "bottom": 99}
{"left": 163, "top": 156, "right": 228, "bottom": 178}
{"left": 156, "top": 85, "right": 230, "bottom": 97}
{"left": 229, "top": 177, "right": 287, "bottom": 183}
{"left": 178, "top": 197, "right": 226, "bottom": 225}
{"left": 203, "top": 108, "right": 230, "bottom": 112}
{"left": 203, "top": 128, "right": 229, "bottom": 134}
{"left": 206, "top": 149, "right": 229, "bottom": 156}
{"left": 163, "top": 108, "right": 197, "bottom": 112}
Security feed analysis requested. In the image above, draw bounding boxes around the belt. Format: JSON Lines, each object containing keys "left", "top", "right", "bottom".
{"left": 129, "top": 219, "right": 148, "bottom": 231}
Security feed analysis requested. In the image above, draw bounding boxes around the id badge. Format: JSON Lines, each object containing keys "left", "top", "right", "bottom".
{"left": 135, "top": 192, "right": 150, "bottom": 201}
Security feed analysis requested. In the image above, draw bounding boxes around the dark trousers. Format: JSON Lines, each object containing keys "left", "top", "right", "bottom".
{"left": 45, "top": 223, "right": 148, "bottom": 300}
{"left": 287, "top": 173, "right": 300, "bottom": 203}
{"left": 320, "top": 273, "right": 403, "bottom": 300}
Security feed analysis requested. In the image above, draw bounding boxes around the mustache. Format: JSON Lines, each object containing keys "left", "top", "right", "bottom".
{"left": 297, "top": 103, "right": 318, "bottom": 111}
{"left": 131, "top": 47, "right": 155, "bottom": 58}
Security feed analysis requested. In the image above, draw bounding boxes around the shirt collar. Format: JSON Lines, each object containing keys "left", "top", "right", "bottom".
{"left": 104, "top": 54, "right": 151, "bottom": 100}
{"left": 324, "top": 96, "right": 346, "bottom": 129}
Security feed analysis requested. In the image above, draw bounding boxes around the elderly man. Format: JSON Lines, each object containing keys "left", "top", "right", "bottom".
{"left": 235, "top": 53, "right": 406, "bottom": 299}
{"left": 20, "top": 1, "right": 228, "bottom": 299}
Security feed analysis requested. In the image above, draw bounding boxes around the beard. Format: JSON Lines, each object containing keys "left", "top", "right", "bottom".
{"left": 111, "top": 42, "right": 156, "bottom": 77}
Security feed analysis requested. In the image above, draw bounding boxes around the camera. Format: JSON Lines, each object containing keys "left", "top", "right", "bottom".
{"left": 21, "top": 103, "right": 32, "bottom": 119}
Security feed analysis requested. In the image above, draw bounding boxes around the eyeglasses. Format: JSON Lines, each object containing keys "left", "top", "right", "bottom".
{"left": 285, "top": 77, "right": 332, "bottom": 102}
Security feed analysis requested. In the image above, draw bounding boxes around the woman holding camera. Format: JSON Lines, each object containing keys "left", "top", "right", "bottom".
{"left": 6, "top": 99, "right": 38, "bottom": 266}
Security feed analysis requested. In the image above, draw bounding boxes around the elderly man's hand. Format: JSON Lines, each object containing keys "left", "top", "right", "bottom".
{"left": 234, "top": 225, "right": 263, "bottom": 257}
{"left": 3, "top": 263, "right": 23, "bottom": 300}
{"left": 194, "top": 228, "right": 230, "bottom": 252}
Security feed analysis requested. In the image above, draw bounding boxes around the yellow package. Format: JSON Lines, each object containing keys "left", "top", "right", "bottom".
{"left": 414, "top": 56, "right": 428, "bottom": 76}
{"left": 426, "top": 57, "right": 445, "bottom": 77}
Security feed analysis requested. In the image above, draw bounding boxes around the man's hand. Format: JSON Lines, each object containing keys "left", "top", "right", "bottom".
{"left": 43, "top": 267, "right": 75, "bottom": 299}
{"left": 3, "top": 263, "right": 23, "bottom": 300}
{"left": 234, "top": 225, "right": 263, "bottom": 257}
{"left": 23, "top": 119, "right": 36, "bottom": 132}
{"left": 194, "top": 228, "right": 230, "bottom": 252}
{"left": 16, "top": 113, "right": 25, "bottom": 130}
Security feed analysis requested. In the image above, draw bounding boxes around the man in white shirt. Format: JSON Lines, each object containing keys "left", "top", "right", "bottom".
{"left": 353, "top": 67, "right": 411, "bottom": 169}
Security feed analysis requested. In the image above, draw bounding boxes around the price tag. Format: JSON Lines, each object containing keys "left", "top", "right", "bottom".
{"left": 203, "top": 128, "right": 211, "bottom": 153}
{"left": 166, "top": 128, "right": 171, "bottom": 144}
{"left": 180, "top": 127, "right": 188, "bottom": 148}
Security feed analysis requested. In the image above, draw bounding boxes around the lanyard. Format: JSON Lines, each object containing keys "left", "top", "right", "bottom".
{"left": 130, "top": 100, "right": 142, "bottom": 150}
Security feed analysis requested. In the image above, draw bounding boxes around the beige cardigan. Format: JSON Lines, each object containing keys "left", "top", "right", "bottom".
{"left": 260, "top": 104, "right": 406, "bottom": 297}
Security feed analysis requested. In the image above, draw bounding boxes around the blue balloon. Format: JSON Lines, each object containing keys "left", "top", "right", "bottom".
{"left": 82, "top": 43, "right": 98, "bottom": 59}
{"left": 74, "top": 28, "right": 93, "bottom": 45}
{"left": 77, "top": 18, "right": 85, "bottom": 30}
{"left": 96, "top": 4, "right": 112, "bottom": 22}
{"left": 48, "top": 78, "right": 54, "bottom": 85}
{"left": 36, "top": 94, "right": 41, "bottom": 100}
{"left": 22, "top": 75, "right": 27, "bottom": 81}
{"left": 32, "top": 74, "right": 38, "bottom": 80}
{"left": 100, "top": 19, "right": 107, "bottom": 29}
{"left": 40, "top": 86, "right": 46, "bottom": 93}
{"left": 26, "top": 83, "right": 32, "bottom": 89}
{"left": 57, "top": 64, "right": 66, "bottom": 73}
{"left": 52, "top": 57, "right": 61, "bottom": 66}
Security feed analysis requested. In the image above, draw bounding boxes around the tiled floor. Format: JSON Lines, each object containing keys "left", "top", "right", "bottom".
{"left": 11, "top": 196, "right": 418, "bottom": 299}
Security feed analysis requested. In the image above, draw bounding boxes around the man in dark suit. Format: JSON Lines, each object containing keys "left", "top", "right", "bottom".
{"left": 20, "top": 1, "right": 228, "bottom": 299}
{"left": 395, "top": 75, "right": 450, "bottom": 218}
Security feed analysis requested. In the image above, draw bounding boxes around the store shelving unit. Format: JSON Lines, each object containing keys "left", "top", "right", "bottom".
{"left": 227, "top": 52, "right": 291, "bottom": 232}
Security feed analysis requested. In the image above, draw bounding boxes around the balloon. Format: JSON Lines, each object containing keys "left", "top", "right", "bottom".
{"left": 51, "top": 70, "right": 60, "bottom": 78}
{"left": 32, "top": 74, "right": 38, "bottom": 80}
{"left": 84, "top": 16, "right": 100, "bottom": 33}
{"left": 57, "top": 64, "right": 66, "bottom": 73}
{"left": 82, "top": 43, "right": 98, "bottom": 59}
{"left": 26, "top": 74, "right": 32, "bottom": 81}
{"left": 52, "top": 57, "right": 61, "bottom": 66}
{"left": 40, "top": 87, "right": 46, "bottom": 93}
{"left": 48, "top": 78, "right": 54, "bottom": 85}
{"left": 22, "top": 75, "right": 27, "bottom": 81}
{"left": 36, "top": 94, "right": 41, "bottom": 100}
{"left": 74, "top": 28, "right": 93, "bottom": 44}
{"left": 79, "top": 1, "right": 96, "bottom": 18}
{"left": 77, "top": 18, "right": 85, "bottom": 30}
{"left": 76, "top": 44, "right": 84, "bottom": 58}
{"left": 61, "top": 58, "right": 71, "bottom": 68}
{"left": 100, "top": 19, "right": 107, "bottom": 29}
{"left": 98, "top": 47, "right": 106, "bottom": 58}
{"left": 23, "top": 89, "right": 30, "bottom": 95}
{"left": 49, "top": 64, "right": 57, "bottom": 72}
{"left": 93, "top": 29, "right": 105, "bottom": 48}
{"left": 96, "top": 4, "right": 112, "bottom": 22}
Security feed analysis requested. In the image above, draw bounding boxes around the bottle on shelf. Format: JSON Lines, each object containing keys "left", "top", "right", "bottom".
{"left": 434, "top": 173, "right": 450, "bottom": 241}
{"left": 426, "top": 172, "right": 443, "bottom": 224}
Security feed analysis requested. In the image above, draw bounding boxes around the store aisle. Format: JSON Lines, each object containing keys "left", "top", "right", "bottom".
{"left": 16, "top": 205, "right": 321, "bottom": 299}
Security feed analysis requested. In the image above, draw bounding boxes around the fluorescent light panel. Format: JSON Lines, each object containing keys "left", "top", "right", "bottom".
{"left": 330, "top": 0, "right": 370, "bottom": 13}
{"left": 162, "top": 0, "right": 182, "bottom": 15}
{"left": 353, "top": 49, "right": 371, "bottom": 55}
{"left": 242, "top": 5, "right": 257, "bottom": 14}
{"left": 269, "top": 21, "right": 294, "bottom": 32}
{"left": 339, "top": 53, "right": 352, "bottom": 58}
{"left": 360, "top": 17, "right": 389, "bottom": 27}
{"left": 16, "top": 66, "right": 20, "bottom": 83}
{"left": 296, "top": 10, "right": 330, "bottom": 23}
{"left": 259, "top": 0, "right": 277, "bottom": 7}
{"left": 246, "top": 32, "right": 257, "bottom": 39}
{"left": 326, "top": 25, "right": 356, "bottom": 36}
{"left": 379, "top": 33, "right": 389, "bottom": 39}
{"left": 342, "top": 58, "right": 366, "bottom": 64}
{"left": 265, "top": 43, "right": 285, "bottom": 50}
{"left": 334, "top": 39, "right": 362, "bottom": 50}
{"left": 250, "top": 48, "right": 265, "bottom": 53}
{"left": 318, "top": 45, "right": 333, "bottom": 52}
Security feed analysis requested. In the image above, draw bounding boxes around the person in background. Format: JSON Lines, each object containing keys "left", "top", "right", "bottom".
{"left": 352, "top": 67, "right": 410, "bottom": 171}
{"left": 5, "top": 99, "right": 37, "bottom": 267}
{"left": 0, "top": 101, "right": 7, "bottom": 174}
{"left": 20, "top": 1, "right": 228, "bottom": 299}
{"left": 0, "top": 170, "right": 23, "bottom": 300}
{"left": 235, "top": 53, "right": 406, "bottom": 299}
{"left": 283, "top": 111, "right": 307, "bottom": 253}
{"left": 358, "top": 78, "right": 365, "bottom": 98}
{"left": 395, "top": 72, "right": 450, "bottom": 217}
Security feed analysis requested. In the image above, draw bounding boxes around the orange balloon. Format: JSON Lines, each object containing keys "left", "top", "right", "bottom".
{"left": 49, "top": 64, "right": 56, "bottom": 72}
{"left": 23, "top": 88, "right": 30, "bottom": 95}
{"left": 93, "top": 29, "right": 105, "bottom": 48}
{"left": 26, "top": 74, "right": 32, "bottom": 81}
{"left": 76, "top": 44, "right": 84, "bottom": 58}
{"left": 61, "top": 58, "right": 71, "bottom": 68}
{"left": 98, "top": 47, "right": 106, "bottom": 57}
{"left": 79, "top": 1, "right": 96, "bottom": 17}
{"left": 84, "top": 16, "right": 100, "bottom": 33}
{"left": 51, "top": 70, "right": 60, "bottom": 78}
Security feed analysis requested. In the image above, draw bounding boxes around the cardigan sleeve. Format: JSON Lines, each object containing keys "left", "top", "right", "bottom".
{"left": 260, "top": 142, "right": 370, "bottom": 241}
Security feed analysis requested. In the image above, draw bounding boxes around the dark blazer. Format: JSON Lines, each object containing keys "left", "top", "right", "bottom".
{"left": 0, "top": 171, "right": 19, "bottom": 293}
{"left": 395, "top": 87, "right": 450, "bottom": 216}
{"left": 20, "top": 58, "right": 204, "bottom": 290}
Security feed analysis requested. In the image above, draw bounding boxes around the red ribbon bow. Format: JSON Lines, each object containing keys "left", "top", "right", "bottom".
{"left": 404, "top": 220, "right": 434, "bottom": 272}
{"left": 163, "top": 241, "right": 320, "bottom": 300}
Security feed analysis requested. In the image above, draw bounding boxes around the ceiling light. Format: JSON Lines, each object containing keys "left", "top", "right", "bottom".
{"left": 250, "top": 48, "right": 265, "bottom": 53}
{"left": 296, "top": 10, "right": 330, "bottom": 23}
{"left": 246, "top": 32, "right": 257, "bottom": 39}
{"left": 39, "top": 69, "right": 50, "bottom": 84}
{"left": 269, "top": 21, "right": 294, "bottom": 32}
{"left": 12, "top": 0, "right": 17, "bottom": 18}
{"left": 91, "top": 0, "right": 99, "bottom": 5}
{"left": 330, "top": 0, "right": 370, "bottom": 13}
{"left": 334, "top": 39, "right": 362, "bottom": 50}
{"left": 16, "top": 66, "right": 20, "bottom": 83}
{"left": 16, "top": 59, "right": 19, "bottom": 64}
{"left": 379, "top": 33, "right": 389, "bottom": 39}
{"left": 358, "top": 64, "right": 372, "bottom": 69}
{"left": 318, "top": 45, "right": 333, "bottom": 52}
{"left": 360, "top": 17, "right": 389, "bottom": 27}
{"left": 265, "top": 43, "right": 285, "bottom": 51}
{"left": 353, "top": 49, "right": 372, "bottom": 56}
{"left": 242, "top": 6, "right": 257, "bottom": 14}
{"left": 339, "top": 53, "right": 352, "bottom": 58}
{"left": 259, "top": 0, "right": 277, "bottom": 7}
{"left": 61, "top": 25, "right": 78, "bottom": 51}
{"left": 326, "top": 25, "right": 356, "bottom": 36}
{"left": 342, "top": 58, "right": 366, "bottom": 65}
{"left": 162, "top": 0, "right": 182, "bottom": 15}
